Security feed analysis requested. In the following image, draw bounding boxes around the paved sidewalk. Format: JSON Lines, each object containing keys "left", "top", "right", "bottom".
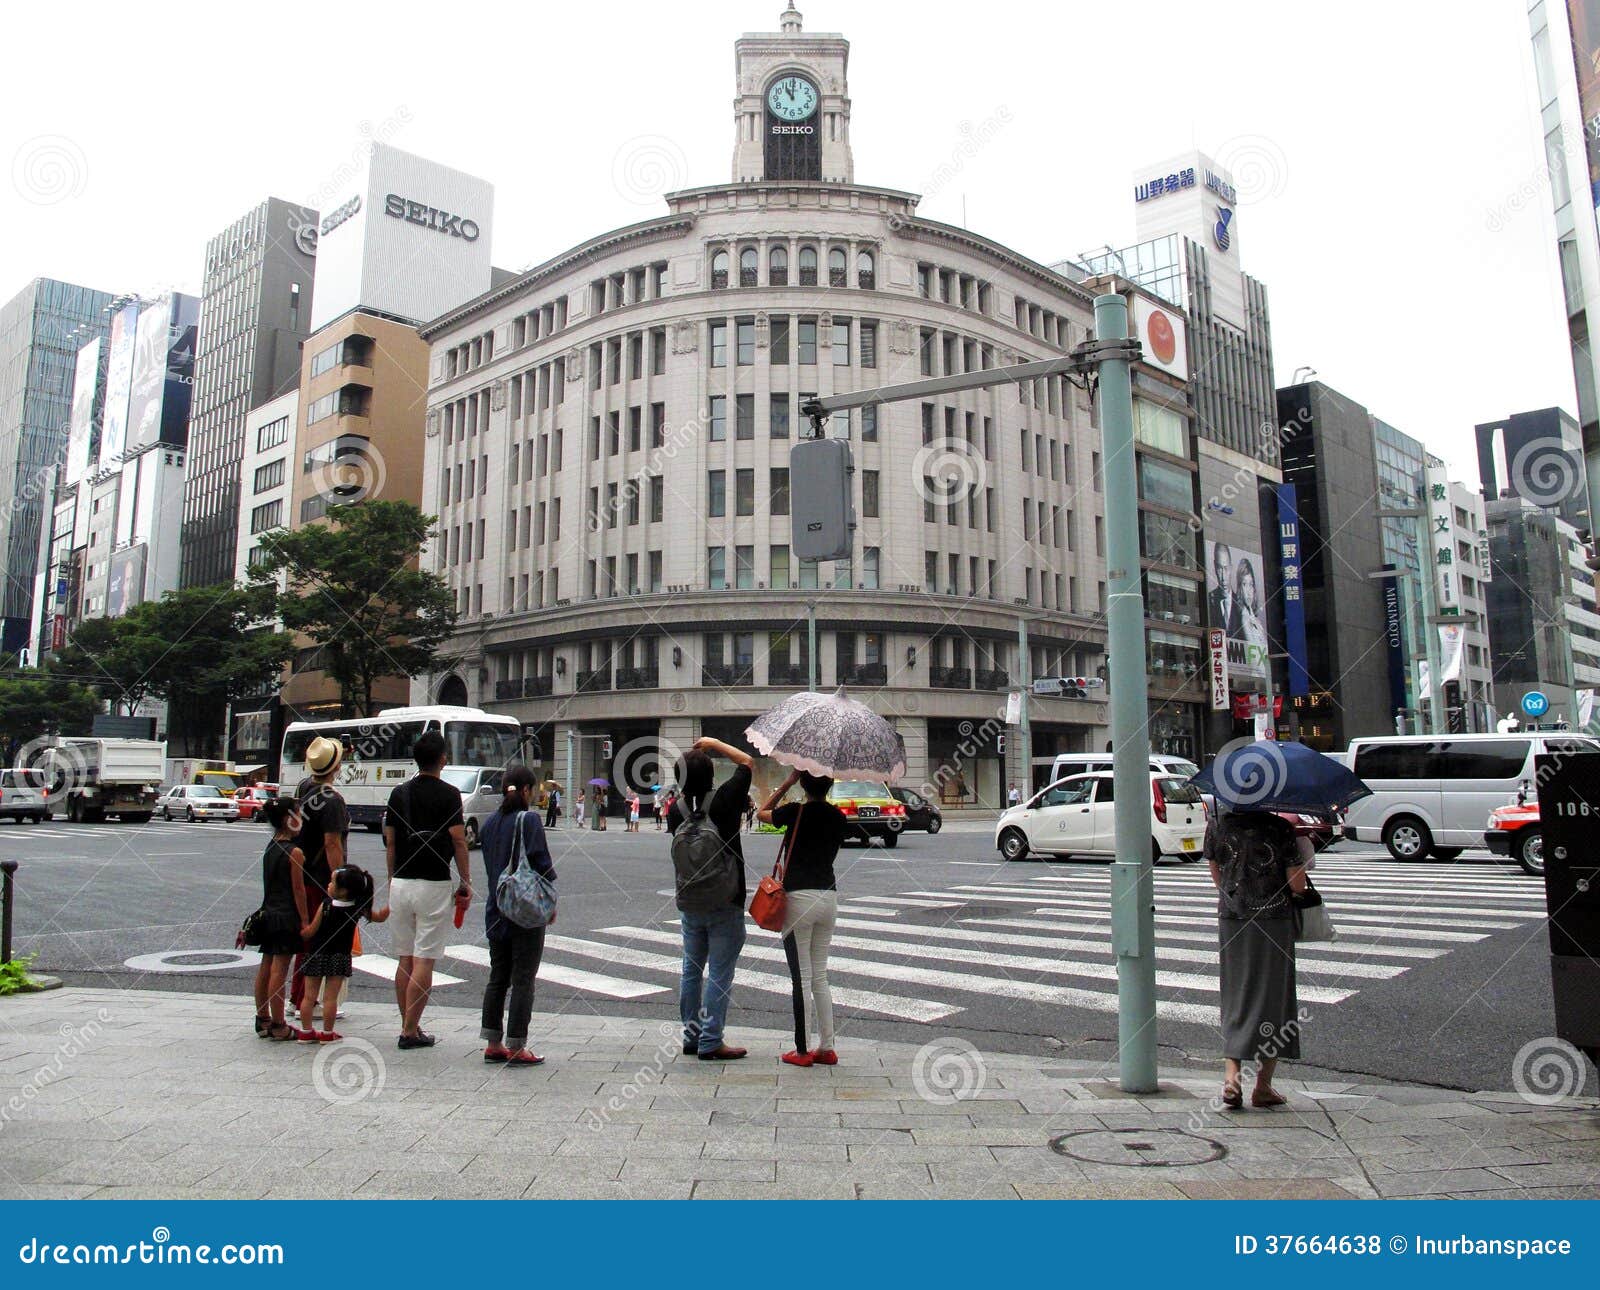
{"left": 1, "top": 988, "right": 1596, "bottom": 1200}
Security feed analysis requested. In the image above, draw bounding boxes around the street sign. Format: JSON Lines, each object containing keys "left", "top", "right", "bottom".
{"left": 1522, "top": 690, "right": 1550, "bottom": 719}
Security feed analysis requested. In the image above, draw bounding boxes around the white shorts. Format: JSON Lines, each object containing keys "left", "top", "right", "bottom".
{"left": 388, "top": 878, "right": 455, "bottom": 960}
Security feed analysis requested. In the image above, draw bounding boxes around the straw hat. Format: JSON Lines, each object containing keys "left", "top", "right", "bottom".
{"left": 305, "top": 736, "right": 344, "bottom": 777}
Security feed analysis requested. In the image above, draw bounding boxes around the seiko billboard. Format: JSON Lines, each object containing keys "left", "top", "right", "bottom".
{"left": 382, "top": 194, "right": 480, "bottom": 241}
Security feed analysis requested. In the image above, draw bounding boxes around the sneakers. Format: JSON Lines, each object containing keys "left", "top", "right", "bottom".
{"left": 316, "top": 1030, "right": 342, "bottom": 1043}
{"left": 781, "top": 1050, "right": 814, "bottom": 1067}
{"left": 810, "top": 1049, "right": 838, "bottom": 1066}
{"left": 397, "top": 1032, "right": 437, "bottom": 1050}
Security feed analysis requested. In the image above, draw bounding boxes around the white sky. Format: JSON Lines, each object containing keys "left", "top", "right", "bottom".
{"left": 0, "top": 0, "right": 1567, "bottom": 484}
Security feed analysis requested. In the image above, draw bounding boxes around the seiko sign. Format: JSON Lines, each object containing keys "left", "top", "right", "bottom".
{"left": 770, "top": 124, "right": 814, "bottom": 136}
{"left": 383, "top": 194, "right": 480, "bottom": 241}
{"left": 320, "top": 194, "right": 361, "bottom": 237}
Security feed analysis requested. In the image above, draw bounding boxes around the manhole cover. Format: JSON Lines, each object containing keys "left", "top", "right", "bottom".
{"left": 1050, "top": 1127, "right": 1226, "bottom": 1167}
{"left": 166, "top": 952, "right": 242, "bottom": 967}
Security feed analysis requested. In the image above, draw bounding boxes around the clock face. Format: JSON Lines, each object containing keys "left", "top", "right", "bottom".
{"left": 767, "top": 76, "right": 818, "bottom": 122}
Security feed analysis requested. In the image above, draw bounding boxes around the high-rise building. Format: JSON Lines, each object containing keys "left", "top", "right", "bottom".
{"left": 0, "top": 278, "right": 118, "bottom": 651}
{"left": 179, "top": 198, "right": 316, "bottom": 589}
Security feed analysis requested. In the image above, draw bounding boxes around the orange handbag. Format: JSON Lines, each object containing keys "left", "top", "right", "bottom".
{"left": 749, "top": 805, "right": 801, "bottom": 932}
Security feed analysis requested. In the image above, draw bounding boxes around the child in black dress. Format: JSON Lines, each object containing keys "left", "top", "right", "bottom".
{"left": 297, "top": 865, "right": 388, "bottom": 1042}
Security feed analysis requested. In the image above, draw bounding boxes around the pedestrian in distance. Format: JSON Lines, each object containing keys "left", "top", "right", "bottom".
{"left": 653, "top": 786, "right": 666, "bottom": 830}
{"left": 383, "top": 730, "right": 472, "bottom": 1050}
{"left": 759, "top": 769, "right": 847, "bottom": 1067}
{"left": 1204, "top": 808, "right": 1309, "bottom": 1109}
{"left": 297, "top": 865, "right": 387, "bottom": 1042}
{"left": 1007, "top": 782, "right": 1021, "bottom": 808}
{"left": 478, "top": 766, "right": 556, "bottom": 1066}
{"left": 627, "top": 792, "right": 641, "bottom": 832}
{"left": 667, "top": 736, "right": 754, "bottom": 1060}
{"left": 253, "top": 796, "right": 310, "bottom": 1042}
{"left": 594, "top": 785, "right": 608, "bottom": 831}
{"left": 574, "top": 792, "right": 586, "bottom": 829}
{"left": 288, "top": 736, "right": 350, "bottom": 1021}
{"left": 545, "top": 785, "right": 561, "bottom": 829}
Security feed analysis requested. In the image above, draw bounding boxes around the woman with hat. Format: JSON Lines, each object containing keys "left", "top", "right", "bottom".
{"left": 289, "top": 735, "right": 351, "bottom": 1019}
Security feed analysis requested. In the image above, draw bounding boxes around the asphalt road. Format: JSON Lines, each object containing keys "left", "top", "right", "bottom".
{"left": 0, "top": 812, "right": 1582, "bottom": 1096}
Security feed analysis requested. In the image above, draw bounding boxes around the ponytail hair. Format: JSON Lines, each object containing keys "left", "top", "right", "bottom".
{"left": 499, "top": 764, "right": 537, "bottom": 815}
{"left": 333, "top": 865, "right": 376, "bottom": 921}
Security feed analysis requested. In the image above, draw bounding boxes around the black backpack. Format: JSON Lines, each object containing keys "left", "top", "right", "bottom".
{"left": 1213, "top": 812, "right": 1295, "bottom": 919}
{"left": 672, "top": 797, "right": 738, "bottom": 912}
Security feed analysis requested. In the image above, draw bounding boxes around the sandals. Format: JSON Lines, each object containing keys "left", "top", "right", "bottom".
{"left": 484, "top": 1043, "right": 511, "bottom": 1063}
{"left": 505, "top": 1049, "right": 544, "bottom": 1066}
{"left": 254, "top": 1014, "right": 270, "bottom": 1038}
{"left": 1221, "top": 1084, "right": 1244, "bottom": 1109}
{"left": 267, "top": 1022, "right": 303, "bottom": 1042}
{"left": 1251, "top": 1087, "right": 1287, "bottom": 1108}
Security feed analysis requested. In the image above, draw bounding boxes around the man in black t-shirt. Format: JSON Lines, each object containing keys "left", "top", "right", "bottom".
{"left": 666, "top": 736, "right": 752, "bottom": 1060}
{"left": 383, "top": 730, "right": 471, "bottom": 1049}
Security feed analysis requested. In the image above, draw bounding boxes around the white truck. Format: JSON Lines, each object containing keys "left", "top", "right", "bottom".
{"left": 163, "top": 758, "right": 243, "bottom": 797}
{"left": 43, "top": 738, "right": 167, "bottom": 824}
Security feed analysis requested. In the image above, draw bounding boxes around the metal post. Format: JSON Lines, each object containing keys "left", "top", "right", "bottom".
{"left": 1016, "top": 616, "right": 1032, "bottom": 794}
{"left": 565, "top": 728, "right": 575, "bottom": 827}
{"left": 807, "top": 601, "right": 818, "bottom": 692}
{"left": 1417, "top": 539, "right": 1445, "bottom": 733}
{"left": 1, "top": 859, "right": 17, "bottom": 965}
{"left": 1096, "top": 294, "right": 1157, "bottom": 1094}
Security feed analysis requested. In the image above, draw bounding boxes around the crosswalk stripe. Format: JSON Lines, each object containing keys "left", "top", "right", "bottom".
{"left": 543, "top": 934, "right": 959, "bottom": 1023}
{"left": 1031, "top": 872, "right": 1546, "bottom": 901}
{"left": 945, "top": 883, "right": 1538, "bottom": 922}
{"left": 351, "top": 952, "right": 464, "bottom": 986}
{"left": 943, "top": 914, "right": 1449, "bottom": 958}
{"left": 443, "top": 944, "right": 667, "bottom": 999}
{"left": 852, "top": 895, "right": 961, "bottom": 909}
{"left": 600, "top": 925, "right": 1235, "bottom": 1021}
{"left": 963, "top": 908, "right": 1491, "bottom": 943}
{"left": 821, "top": 916, "right": 1407, "bottom": 980}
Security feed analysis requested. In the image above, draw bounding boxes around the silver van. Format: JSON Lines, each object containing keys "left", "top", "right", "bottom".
{"left": 443, "top": 767, "right": 505, "bottom": 849}
{"left": 1342, "top": 733, "right": 1599, "bottom": 860}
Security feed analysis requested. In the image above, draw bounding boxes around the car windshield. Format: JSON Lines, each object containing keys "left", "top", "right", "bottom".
{"left": 1159, "top": 778, "right": 1202, "bottom": 803}
{"left": 831, "top": 780, "right": 888, "bottom": 799}
{"left": 190, "top": 786, "right": 224, "bottom": 799}
{"left": 442, "top": 769, "right": 480, "bottom": 792}
{"left": 1163, "top": 760, "right": 1200, "bottom": 779}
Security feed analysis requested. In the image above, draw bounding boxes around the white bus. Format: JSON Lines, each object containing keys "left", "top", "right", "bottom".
{"left": 278, "top": 705, "right": 538, "bottom": 830}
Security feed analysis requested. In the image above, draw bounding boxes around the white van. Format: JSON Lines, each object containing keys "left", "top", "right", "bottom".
{"left": 1342, "top": 733, "right": 1599, "bottom": 860}
{"left": 1048, "top": 752, "right": 1200, "bottom": 784}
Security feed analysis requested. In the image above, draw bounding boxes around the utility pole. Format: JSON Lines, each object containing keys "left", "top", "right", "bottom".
{"left": 1015, "top": 616, "right": 1032, "bottom": 794}
{"left": 1416, "top": 535, "right": 1445, "bottom": 733}
{"left": 807, "top": 600, "right": 818, "bottom": 692}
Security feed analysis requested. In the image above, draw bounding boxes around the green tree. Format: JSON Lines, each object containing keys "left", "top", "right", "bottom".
{"left": 0, "top": 666, "right": 98, "bottom": 760}
{"left": 51, "top": 608, "right": 169, "bottom": 714}
{"left": 250, "top": 500, "right": 458, "bottom": 717}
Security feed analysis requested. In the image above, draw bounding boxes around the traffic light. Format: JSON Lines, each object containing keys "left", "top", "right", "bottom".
{"left": 995, "top": 732, "right": 1006, "bottom": 755}
{"left": 600, "top": 737, "right": 613, "bottom": 760}
{"left": 790, "top": 437, "right": 856, "bottom": 560}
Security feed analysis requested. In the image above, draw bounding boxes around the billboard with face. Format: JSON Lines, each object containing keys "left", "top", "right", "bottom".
{"left": 1204, "top": 539, "right": 1268, "bottom": 681}
{"left": 125, "top": 293, "right": 198, "bottom": 453}
{"left": 65, "top": 338, "right": 102, "bottom": 486}
{"left": 99, "top": 301, "right": 140, "bottom": 468}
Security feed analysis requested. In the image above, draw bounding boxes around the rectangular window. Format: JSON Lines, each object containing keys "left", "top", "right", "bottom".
{"left": 797, "top": 319, "right": 817, "bottom": 364}
{"left": 650, "top": 401, "right": 665, "bottom": 448}
{"left": 707, "top": 547, "right": 727, "bottom": 590}
{"left": 708, "top": 470, "right": 726, "bottom": 517}
{"left": 860, "top": 322, "right": 877, "bottom": 369}
{"left": 862, "top": 469, "right": 879, "bottom": 518}
{"left": 863, "top": 547, "right": 880, "bottom": 589}
{"left": 249, "top": 499, "right": 282, "bottom": 534}
{"left": 649, "top": 550, "right": 663, "bottom": 592}
{"left": 771, "top": 544, "right": 790, "bottom": 588}
{"left": 924, "top": 551, "right": 939, "bottom": 592}
{"left": 588, "top": 417, "right": 600, "bottom": 460}
{"left": 736, "top": 468, "right": 755, "bottom": 516}
{"left": 861, "top": 404, "right": 877, "bottom": 441}
{"left": 736, "top": 393, "right": 755, "bottom": 440}
{"left": 608, "top": 411, "right": 621, "bottom": 456}
{"left": 253, "top": 458, "right": 285, "bottom": 494}
{"left": 771, "top": 316, "right": 790, "bottom": 363}
{"left": 798, "top": 557, "right": 819, "bottom": 589}
{"left": 256, "top": 416, "right": 290, "bottom": 452}
{"left": 649, "top": 475, "right": 664, "bottom": 523}
{"left": 736, "top": 318, "right": 755, "bottom": 365}
{"left": 770, "top": 467, "right": 790, "bottom": 515}
{"left": 708, "top": 396, "right": 726, "bottom": 441}
{"left": 605, "top": 482, "right": 618, "bottom": 528}
{"left": 628, "top": 406, "right": 642, "bottom": 452}
{"left": 735, "top": 545, "right": 755, "bottom": 589}
{"left": 650, "top": 327, "right": 666, "bottom": 375}
{"left": 770, "top": 393, "right": 790, "bottom": 439}
{"left": 709, "top": 321, "right": 728, "bottom": 368}
{"left": 922, "top": 403, "right": 934, "bottom": 445}
{"left": 832, "top": 319, "right": 850, "bottom": 365}
{"left": 627, "top": 481, "right": 640, "bottom": 525}
{"left": 628, "top": 332, "right": 643, "bottom": 381}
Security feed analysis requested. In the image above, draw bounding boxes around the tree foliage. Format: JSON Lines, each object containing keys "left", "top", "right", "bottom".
{"left": 250, "top": 501, "right": 458, "bottom": 717}
{"left": 0, "top": 666, "right": 97, "bottom": 759}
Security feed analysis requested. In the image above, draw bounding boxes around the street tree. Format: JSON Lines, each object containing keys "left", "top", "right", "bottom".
{"left": 0, "top": 666, "right": 98, "bottom": 760}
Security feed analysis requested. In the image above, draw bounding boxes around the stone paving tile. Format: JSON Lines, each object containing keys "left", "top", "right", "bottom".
{"left": 1014, "top": 1180, "right": 1185, "bottom": 1199}
{"left": 1371, "top": 1167, "right": 1518, "bottom": 1197}
{"left": 692, "top": 1180, "right": 857, "bottom": 1199}
{"left": 1486, "top": 1163, "right": 1600, "bottom": 1189}
{"left": 1177, "top": 1179, "right": 1360, "bottom": 1199}
{"left": 523, "top": 1178, "right": 694, "bottom": 1199}
{"left": 618, "top": 1156, "right": 776, "bottom": 1184}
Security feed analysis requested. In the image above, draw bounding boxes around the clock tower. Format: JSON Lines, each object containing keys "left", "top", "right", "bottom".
{"left": 732, "top": 7, "right": 853, "bottom": 183}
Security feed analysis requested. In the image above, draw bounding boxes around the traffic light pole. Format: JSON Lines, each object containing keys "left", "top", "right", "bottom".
{"left": 1016, "top": 616, "right": 1032, "bottom": 795}
{"left": 801, "top": 299, "right": 1156, "bottom": 1091}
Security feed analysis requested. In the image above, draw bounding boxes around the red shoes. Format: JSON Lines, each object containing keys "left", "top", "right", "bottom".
{"left": 484, "top": 1043, "right": 511, "bottom": 1063}
{"left": 811, "top": 1049, "right": 838, "bottom": 1066}
{"left": 781, "top": 1050, "right": 814, "bottom": 1067}
{"left": 506, "top": 1049, "right": 544, "bottom": 1066}
{"left": 317, "top": 1031, "right": 342, "bottom": 1043}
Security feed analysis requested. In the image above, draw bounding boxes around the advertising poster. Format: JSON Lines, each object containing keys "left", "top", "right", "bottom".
{"left": 1274, "top": 482, "right": 1311, "bottom": 696}
{"left": 1203, "top": 539, "right": 1268, "bottom": 681}
{"left": 106, "top": 544, "right": 146, "bottom": 618}
{"left": 99, "top": 300, "right": 140, "bottom": 468}
{"left": 1569, "top": 1, "right": 1600, "bottom": 207}
{"left": 64, "top": 337, "right": 101, "bottom": 485}
{"left": 125, "top": 297, "right": 171, "bottom": 453}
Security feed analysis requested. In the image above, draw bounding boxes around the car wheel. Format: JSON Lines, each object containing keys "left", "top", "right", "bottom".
{"left": 882, "top": 830, "right": 899, "bottom": 848}
{"left": 1150, "top": 836, "right": 1165, "bottom": 866}
{"left": 999, "top": 827, "right": 1029, "bottom": 862}
{"left": 926, "top": 816, "right": 942, "bottom": 834}
{"left": 186, "top": 806, "right": 195, "bottom": 822}
{"left": 1430, "top": 846, "right": 1465, "bottom": 861}
{"left": 1383, "top": 816, "right": 1432, "bottom": 862}
{"left": 1517, "top": 829, "right": 1544, "bottom": 877}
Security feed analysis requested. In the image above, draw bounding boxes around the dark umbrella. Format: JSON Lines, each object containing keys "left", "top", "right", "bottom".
{"left": 1191, "top": 740, "right": 1370, "bottom": 816}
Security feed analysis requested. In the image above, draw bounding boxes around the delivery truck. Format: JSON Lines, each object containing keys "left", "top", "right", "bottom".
{"left": 43, "top": 737, "right": 167, "bottom": 823}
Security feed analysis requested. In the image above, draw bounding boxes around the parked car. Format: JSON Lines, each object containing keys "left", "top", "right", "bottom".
{"left": 443, "top": 767, "right": 505, "bottom": 848}
{"left": 158, "top": 784, "right": 239, "bottom": 822}
{"left": 233, "top": 784, "right": 280, "bottom": 822}
{"left": 996, "top": 771, "right": 1205, "bottom": 863}
{"left": 1485, "top": 797, "right": 1543, "bottom": 875}
{"left": 828, "top": 780, "right": 907, "bottom": 847}
{"left": 1341, "top": 733, "right": 1599, "bottom": 860}
{"left": 889, "top": 785, "right": 942, "bottom": 834}
{"left": 0, "top": 768, "right": 51, "bottom": 823}
{"left": 1282, "top": 811, "right": 1336, "bottom": 852}
{"left": 1049, "top": 752, "right": 1200, "bottom": 787}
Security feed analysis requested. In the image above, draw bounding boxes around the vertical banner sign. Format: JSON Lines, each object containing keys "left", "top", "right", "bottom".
{"left": 1381, "top": 573, "right": 1408, "bottom": 717}
{"left": 1208, "top": 628, "right": 1229, "bottom": 710}
{"left": 1275, "top": 482, "right": 1310, "bottom": 697}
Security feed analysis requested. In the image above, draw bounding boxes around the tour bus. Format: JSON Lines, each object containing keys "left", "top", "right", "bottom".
{"left": 278, "top": 705, "right": 539, "bottom": 831}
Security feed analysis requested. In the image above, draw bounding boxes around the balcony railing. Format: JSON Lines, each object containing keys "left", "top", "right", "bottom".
{"left": 702, "top": 664, "right": 754, "bottom": 687}
{"left": 615, "top": 666, "right": 659, "bottom": 691}
{"left": 767, "top": 663, "right": 810, "bottom": 687}
{"left": 929, "top": 666, "right": 972, "bottom": 690}
{"left": 575, "top": 667, "right": 612, "bottom": 693}
{"left": 974, "top": 668, "right": 1010, "bottom": 691}
{"left": 523, "top": 675, "right": 553, "bottom": 697}
{"left": 839, "top": 663, "right": 888, "bottom": 687}
{"left": 494, "top": 679, "right": 519, "bottom": 701}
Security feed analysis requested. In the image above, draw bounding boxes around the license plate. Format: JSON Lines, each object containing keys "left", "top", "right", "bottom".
{"left": 858, "top": 806, "right": 879, "bottom": 818}
{"left": 1180, "top": 837, "right": 1197, "bottom": 850}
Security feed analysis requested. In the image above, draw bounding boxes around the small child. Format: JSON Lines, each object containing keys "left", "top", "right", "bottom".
{"left": 298, "top": 865, "right": 388, "bottom": 1042}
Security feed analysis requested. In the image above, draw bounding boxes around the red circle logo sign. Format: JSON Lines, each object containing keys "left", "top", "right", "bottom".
{"left": 1145, "top": 309, "right": 1177, "bottom": 365}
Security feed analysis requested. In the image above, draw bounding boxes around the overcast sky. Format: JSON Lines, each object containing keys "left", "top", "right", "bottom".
{"left": 1, "top": 0, "right": 1563, "bottom": 484}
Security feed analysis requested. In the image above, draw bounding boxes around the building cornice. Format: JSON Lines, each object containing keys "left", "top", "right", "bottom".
{"left": 900, "top": 217, "right": 1097, "bottom": 307}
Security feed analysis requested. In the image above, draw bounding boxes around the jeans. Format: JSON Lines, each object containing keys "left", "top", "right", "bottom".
{"left": 679, "top": 906, "right": 746, "bottom": 1053}
{"left": 479, "top": 927, "right": 546, "bottom": 1048}
{"left": 782, "top": 889, "right": 838, "bottom": 1052}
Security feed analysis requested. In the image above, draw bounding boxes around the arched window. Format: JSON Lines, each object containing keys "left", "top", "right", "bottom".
{"left": 828, "top": 247, "right": 847, "bottom": 286}
{"left": 798, "top": 245, "right": 818, "bottom": 286}
{"left": 857, "top": 249, "right": 876, "bottom": 290}
{"left": 710, "top": 249, "right": 729, "bottom": 289}
{"left": 769, "top": 245, "right": 788, "bottom": 285}
{"left": 739, "top": 247, "right": 758, "bottom": 287}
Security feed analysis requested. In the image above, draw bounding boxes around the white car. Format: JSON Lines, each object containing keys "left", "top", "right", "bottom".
{"left": 159, "top": 784, "right": 240, "bottom": 822}
{"left": 0, "top": 768, "right": 52, "bottom": 823}
{"left": 995, "top": 771, "right": 1206, "bottom": 863}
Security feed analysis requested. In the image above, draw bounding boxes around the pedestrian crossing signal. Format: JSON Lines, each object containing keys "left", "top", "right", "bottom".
{"left": 789, "top": 437, "right": 855, "bottom": 561}
{"left": 601, "top": 738, "right": 613, "bottom": 760}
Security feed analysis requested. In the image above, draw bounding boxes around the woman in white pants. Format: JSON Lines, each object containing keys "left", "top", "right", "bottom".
{"left": 760, "top": 770, "right": 847, "bottom": 1067}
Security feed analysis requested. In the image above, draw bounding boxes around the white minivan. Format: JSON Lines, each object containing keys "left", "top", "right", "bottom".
{"left": 1048, "top": 752, "right": 1200, "bottom": 783}
{"left": 1342, "top": 733, "right": 1599, "bottom": 860}
{"left": 996, "top": 771, "right": 1207, "bottom": 863}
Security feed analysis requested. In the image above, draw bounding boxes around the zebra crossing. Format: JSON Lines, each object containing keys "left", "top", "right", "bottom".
{"left": 348, "top": 855, "right": 1549, "bottom": 1030}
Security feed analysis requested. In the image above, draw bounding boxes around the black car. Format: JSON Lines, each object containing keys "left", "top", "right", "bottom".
{"left": 889, "top": 786, "right": 942, "bottom": 834}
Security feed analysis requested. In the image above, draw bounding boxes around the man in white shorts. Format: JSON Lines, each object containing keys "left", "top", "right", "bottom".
{"left": 383, "top": 730, "right": 471, "bottom": 1049}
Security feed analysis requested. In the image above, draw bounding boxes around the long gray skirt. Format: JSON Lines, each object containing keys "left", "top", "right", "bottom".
{"left": 1218, "top": 914, "right": 1300, "bottom": 1062}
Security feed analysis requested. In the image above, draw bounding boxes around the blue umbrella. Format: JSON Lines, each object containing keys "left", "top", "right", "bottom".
{"left": 1190, "top": 741, "right": 1370, "bottom": 816}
